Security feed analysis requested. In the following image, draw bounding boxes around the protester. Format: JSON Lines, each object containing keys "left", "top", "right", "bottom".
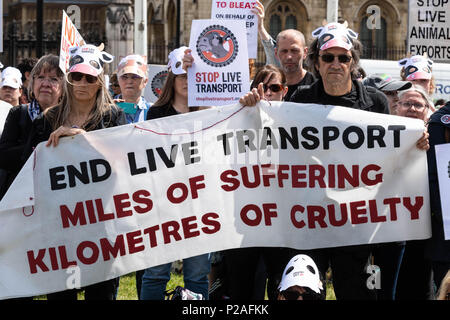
{"left": 115, "top": 54, "right": 151, "bottom": 124}
{"left": 24, "top": 44, "right": 125, "bottom": 300}
{"left": 0, "top": 67, "right": 23, "bottom": 107}
{"left": 0, "top": 55, "right": 64, "bottom": 201}
{"left": 109, "top": 72, "right": 121, "bottom": 97}
{"left": 398, "top": 55, "right": 435, "bottom": 99}
{"left": 140, "top": 47, "right": 210, "bottom": 300}
{"left": 17, "top": 57, "right": 38, "bottom": 104}
{"left": 112, "top": 54, "right": 151, "bottom": 298}
{"left": 384, "top": 85, "right": 433, "bottom": 300}
{"left": 362, "top": 73, "right": 412, "bottom": 115}
{"left": 240, "top": 21, "right": 429, "bottom": 300}
{"left": 396, "top": 85, "right": 433, "bottom": 122}
{"left": 248, "top": 1, "right": 315, "bottom": 100}
{"left": 277, "top": 254, "right": 326, "bottom": 300}
{"left": 425, "top": 100, "right": 450, "bottom": 299}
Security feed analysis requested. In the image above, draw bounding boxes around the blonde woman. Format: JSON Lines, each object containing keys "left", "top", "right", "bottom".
{"left": 24, "top": 44, "right": 126, "bottom": 300}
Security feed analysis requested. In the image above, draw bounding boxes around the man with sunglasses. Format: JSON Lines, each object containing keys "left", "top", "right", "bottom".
{"left": 115, "top": 55, "right": 151, "bottom": 124}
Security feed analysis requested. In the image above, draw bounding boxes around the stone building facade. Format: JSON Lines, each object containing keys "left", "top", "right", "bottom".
{"left": 1, "top": 0, "right": 410, "bottom": 69}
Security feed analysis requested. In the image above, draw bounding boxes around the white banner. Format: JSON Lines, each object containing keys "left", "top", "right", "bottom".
{"left": 188, "top": 19, "right": 250, "bottom": 107}
{"left": 408, "top": 0, "right": 450, "bottom": 62}
{"left": 0, "top": 102, "right": 431, "bottom": 299}
{"left": 59, "top": 10, "right": 85, "bottom": 74}
{"left": 435, "top": 142, "right": 450, "bottom": 239}
{"left": 211, "top": 0, "right": 258, "bottom": 59}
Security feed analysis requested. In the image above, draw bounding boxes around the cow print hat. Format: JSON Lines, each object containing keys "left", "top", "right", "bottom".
{"left": 278, "top": 254, "right": 324, "bottom": 295}
{"left": 68, "top": 43, "right": 114, "bottom": 77}
{"left": 398, "top": 55, "right": 433, "bottom": 81}
{"left": 312, "top": 22, "right": 358, "bottom": 51}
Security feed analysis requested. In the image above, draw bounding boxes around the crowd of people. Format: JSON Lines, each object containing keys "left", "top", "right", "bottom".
{"left": 0, "top": 1, "right": 449, "bottom": 301}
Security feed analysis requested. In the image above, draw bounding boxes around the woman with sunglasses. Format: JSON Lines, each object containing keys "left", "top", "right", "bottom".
{"left": 140, "top": 47, "right": 210, "bottom": 300}
{"left": 0, "top": 55, "right": 64, "bottom": 201}
{"left": 239, "top": 65, "right": 288, "bottom": 107}
{"left": 24, "top": 44, "right": 126, "bottom": 300}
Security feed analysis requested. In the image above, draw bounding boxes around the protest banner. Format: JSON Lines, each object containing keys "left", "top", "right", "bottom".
{"left": 143, "top": 64, "right": 168, "bottom": 103}
{"left": 211, "top": 0, "right": 258, "bottom": 59}
{"left": 0, "top": 101, "right": 431, "bottom": 299}
{"left": 187, "top": 19, "right": 250, "bottom": 107}
{"left": 408, "top": 0, "right": 450, "bottom": 62}
{"left": 59, "top": 10, "right": 85, "bottom": 73}
{"left": 435, "top": 142, "right": 450, "bottom": 239}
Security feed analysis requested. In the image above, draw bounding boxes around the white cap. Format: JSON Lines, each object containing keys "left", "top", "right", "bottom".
{"left": 168, "top": 46, "right": 188, "bottom": 75}
{"left": 1, "top": 67, "right": 22, "bottom": 89}
{"left": 278, "top": 254, "right": 323, "bottom": 294}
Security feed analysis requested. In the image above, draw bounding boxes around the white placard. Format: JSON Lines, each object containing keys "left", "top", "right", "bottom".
{"left": 188, "top": 19, "right": 250, "bottom": 107}
{"left": 59, "top": 10, "right": 85, "bottom": 74}
{"left": 211, "top": 0, "right": 258, "bottom": 59}
{"left": 408, "top": 0, "right": 450, "bottom": 62}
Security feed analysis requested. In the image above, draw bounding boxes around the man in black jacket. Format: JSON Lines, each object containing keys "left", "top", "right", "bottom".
{"left": 240, "top": 21, "right": 429, "bottom": 300}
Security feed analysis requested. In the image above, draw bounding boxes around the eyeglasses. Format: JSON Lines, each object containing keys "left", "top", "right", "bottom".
{"left": 263, "top": 83, "right": 284, "bottom": 93}
{"left": 398, "top": 100, "right": 427, "bottom": 110}
{"left": 69, "top": 72, "right": 98, "bottom": 84}
{"left": 35, "top": 75, "right": 61, "bottom": 86}
{"left": 319, "top": 53, "right": 352, "bottom": 64}
{"left": 120, "top": 74, "right": 143, "bottom": 81}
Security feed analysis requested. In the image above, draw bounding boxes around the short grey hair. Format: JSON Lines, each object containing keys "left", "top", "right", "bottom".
{"left": 397, "top": 84, "right": 434, "bottom": 109}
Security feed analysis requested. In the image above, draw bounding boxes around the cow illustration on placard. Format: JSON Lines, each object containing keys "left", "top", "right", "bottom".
{"left": 196, "top": 25, "right": 239, "bottom": 67}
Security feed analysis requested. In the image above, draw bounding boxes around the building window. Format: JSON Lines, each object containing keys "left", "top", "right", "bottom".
{"left": 120, "top": 16, "right": 128, "bottom": 41}
{"left": 360, "top": 16, "right": 387, "bottom": 59}
{"left": 268, "top": 2, "right": 298, "bottom": 39}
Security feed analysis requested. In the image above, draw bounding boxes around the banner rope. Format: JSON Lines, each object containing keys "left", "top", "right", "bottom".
{"left": 133, "top": 105, "right": 247, "bottom": 135}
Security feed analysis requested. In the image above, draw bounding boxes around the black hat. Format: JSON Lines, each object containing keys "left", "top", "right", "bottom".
{"left": 362, "top": 73, "right": 412, "bottom": 92}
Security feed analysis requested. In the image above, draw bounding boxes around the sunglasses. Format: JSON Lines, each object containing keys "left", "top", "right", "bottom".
{"left": 263, "top": 83, "right": 284, "bottom": 93}
{"left": 69, "top": 72, "right": 98, "bottom": 84}
{"left": 319, "top": 53, "right": 352, "bottom": 64}
{"left": 280, "top": 289, "right": 316, "bottom": 300}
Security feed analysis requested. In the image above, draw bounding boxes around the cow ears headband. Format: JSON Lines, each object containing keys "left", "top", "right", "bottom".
{"left": 398, "top": 54, "right": 433, "bottom": 80}
{"left": 311, "top": 21, "right": 358, "bottom": 51}
{"left": 68, "top": 43, "right": 114, "bottom": 76}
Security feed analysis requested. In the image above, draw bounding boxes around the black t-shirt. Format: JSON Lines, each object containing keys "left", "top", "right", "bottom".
{"left": 320, "top": 83, "right": 358, "bottom": 108}
{"left": 285, "top": 71, "right": 316, "bottom": 101}
{"left": 146, "top": 103, "right": 179, "bottom": 120}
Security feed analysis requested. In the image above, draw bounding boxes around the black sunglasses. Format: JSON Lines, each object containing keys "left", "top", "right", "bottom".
{"left": 280, "top": 289, "right": 316, "bottom": 300}
{"left": 69, "top": 72, "right": 98, "bottom": 84}
{"left": 319, "top": 53, "right": 352, "bottom": 64}
{"left": 263, "top": 83, "right": 284, "bottom": 93}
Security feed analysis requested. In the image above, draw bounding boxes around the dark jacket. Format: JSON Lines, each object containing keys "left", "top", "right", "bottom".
{"left": 289, "top": 78, "right": 389, "bottom": 114}
{"left": 426, "top": 101, "right": 450, "bottom": 261}
{"left": 0, "top": 104, "right": 32, "bottom": 199}
{"left": 23, "top": 105, "right": 127, "bottom": 161}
